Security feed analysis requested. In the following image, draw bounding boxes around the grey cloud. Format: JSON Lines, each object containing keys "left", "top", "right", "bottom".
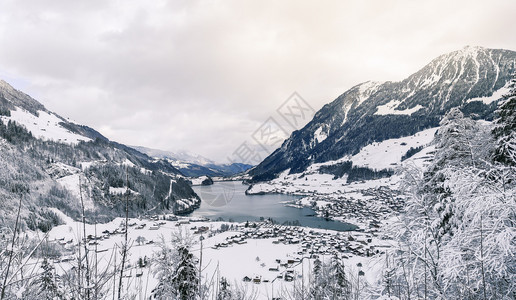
{"left": 0, "top": 0, "right": 515, "bottom": 162}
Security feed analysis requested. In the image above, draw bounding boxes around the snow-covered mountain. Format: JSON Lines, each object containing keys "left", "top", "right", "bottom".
{"left": 0, "top": 80, "right": 93, "bottom": 144}
{"left": 132, "top": 145, "right": 253, "bottom": 177}
{"left": 0, "top": 80, "right": 200, "bottom": 230}
{"left": 249, "top": 46, "right": 516, "bottom": 181}
{"left": 131, "top": 146, "right": 216, "bottom": 166}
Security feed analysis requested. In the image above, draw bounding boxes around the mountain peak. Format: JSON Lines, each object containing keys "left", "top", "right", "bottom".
{"left": 0, "top": 79, "right": 14, "bottom": 88}
{"left": 0, "top": 79, "right": 11, "bottom": 88}
{"left": 131, "top": 146, "right": 216, "bottom": 166}
{"left": 461, "top": 45, "right": 484, "bottom": 52}
{"left": 0, "top": 79, "right": 46, "bottom": 115}
{"left": 452, "top": 45, "right": 487, "bottom": 58}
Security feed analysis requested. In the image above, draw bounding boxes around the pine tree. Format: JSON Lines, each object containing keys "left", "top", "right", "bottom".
{"left": 431, "top": 107, "right": 477, "bottom": 169}
{"left": 385, "top": 109, "right": 479, "bottom": 299}
{"left": 493, "top": 73, "right": 516, "bottom": 166}
{"left": 24, "top": 258, "right": 63, "bottom": 300}
{"left": 310, "top": 258, "right": 324, "bottom": 299}
{"left": 217, "top": 277, "right": 231, "bottom": 300}
{"left": 330, "top": 255, "right": 350, "bottom": 299}
{"left": 172, "top": 246, "right": 199, "bottom": 300}
{"left": 424, "top": 107, "right": 477, "bottom": 240}
{"left": 388, "top": 109, "right": 516, "bottom": 300}
{"left": 152, "top": 228, "right": 199, "bottom": 299}
{"left": 313, "top": 258, "right": 322, "bottom": 278}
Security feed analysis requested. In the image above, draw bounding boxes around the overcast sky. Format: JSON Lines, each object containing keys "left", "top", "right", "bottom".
{"left": 1, "top": 0, "right": 515, "bottom": 163}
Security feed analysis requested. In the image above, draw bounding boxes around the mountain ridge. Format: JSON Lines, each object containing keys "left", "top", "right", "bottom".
{"left": 249, "top": 46, "right": 516, "bottom": 181}
{"left": 0, "top": 79, "right": 200, "bottom": 230}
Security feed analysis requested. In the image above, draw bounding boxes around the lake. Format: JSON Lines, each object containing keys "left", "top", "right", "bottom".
{"left": 190, "top": 181, "right": 357, "bottom": 231}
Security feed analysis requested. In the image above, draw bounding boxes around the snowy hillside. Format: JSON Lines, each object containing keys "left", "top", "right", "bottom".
{"left": 248, "top": 126, "right": 437, "bottom": 190}
{"left": 350, "top": 127, "right": 437, "bottom": 169}
{"left": 1, "top": 107, "right": 91, "bottom": 144}
{"left": 466, "top": 81, "right": 512, "bottom": 104}
{"left": 0, "top": 79, "right": 201, "bottom": 230}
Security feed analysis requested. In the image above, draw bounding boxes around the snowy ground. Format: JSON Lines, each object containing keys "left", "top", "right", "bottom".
{"left": 0, "top": 107, "right": 91, "bottom": 144}
{"left": 37, "top": 211, "right": 391, "bottom": 299}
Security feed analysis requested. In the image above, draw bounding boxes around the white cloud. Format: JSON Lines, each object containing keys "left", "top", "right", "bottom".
{"left": 0, "top": 0, "right": 515, "bottom": 162}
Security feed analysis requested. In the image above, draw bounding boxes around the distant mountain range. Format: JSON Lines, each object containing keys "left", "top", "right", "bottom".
{"left": 131, "top": 146, "right": 253, "bottom": 177}
{"left": 131, "top": 147, "right": 216, "bottom": 166}
{"left": 249, "top": 46, "right": 516, "bottom": 181}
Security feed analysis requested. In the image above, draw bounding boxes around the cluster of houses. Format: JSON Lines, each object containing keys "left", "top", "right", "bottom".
{"left": 207, "top": 222, "right": 386, "bottom": 283}
{"left": 248, "top": 223, "right": 382, "bottom": 257}
{"left": 303, "top": 185, "right": 403, "bottom": 232}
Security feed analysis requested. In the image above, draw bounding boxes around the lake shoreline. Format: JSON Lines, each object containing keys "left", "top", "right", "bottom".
{"left": 190, "top": 181, "right": 357, "bottom": 232}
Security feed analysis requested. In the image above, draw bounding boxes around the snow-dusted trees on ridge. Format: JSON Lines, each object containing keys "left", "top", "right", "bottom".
{"left": 384, "top": 107, "right": 516, "bottom": 300}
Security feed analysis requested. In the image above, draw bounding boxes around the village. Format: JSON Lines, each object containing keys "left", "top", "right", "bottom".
{"left": 207, "top": 220, "right": 389, "bottom": 284}
{"left": 40, "top": 210, "right": 390, "bottom": 289}
{"left": 297, "top": 185, "right": 405, "bottom": 232}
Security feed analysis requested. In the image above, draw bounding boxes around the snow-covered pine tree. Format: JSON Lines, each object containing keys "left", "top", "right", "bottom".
{"left": 313, "top": 257, "right": 322, "bottom": 277}
{"left": 23, "top": 258, "right": 63, "bottom": 300}
{"left": 384, "top": 108, "right": 480, "bottom": 299}
{"left": 172, "top": 246, "right": 199, "bottom": 300}
{"left": 387, "top": 107, "right": 516, "bottom": 300}
{"left": 151, "top": 228, "right": 199, "bottom": 299}
{"left": 216, "top": 277, "right": 231, "bottom": 300}
{"left": 330, "top": 255, "right": 350, "bottom": 299}
{"left": 309, "top": 258, "right": 324, "bottom": 299}
{"left": 423, "top": 107, "right": 477, "bottom": 240}
{"left": 493, "top": 72, "right": 516, "bottom": 166}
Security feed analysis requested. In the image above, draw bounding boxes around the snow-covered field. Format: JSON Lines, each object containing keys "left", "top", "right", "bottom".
{"left": 0, "top": 108, "right": 91, "bottom": 144}
{"left": 350, "top": 127, "right": 437, "bottom": 169}
{"left": 39, "top": 211, "right": 390, "bottom": 299}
